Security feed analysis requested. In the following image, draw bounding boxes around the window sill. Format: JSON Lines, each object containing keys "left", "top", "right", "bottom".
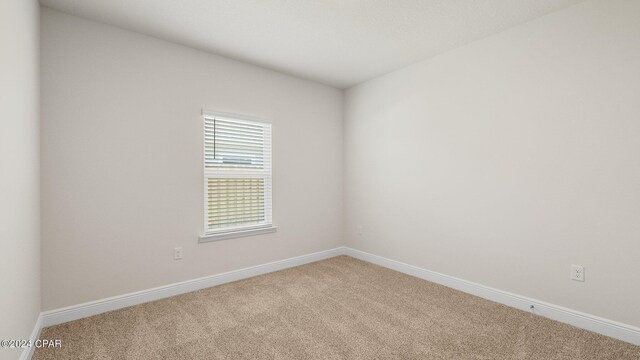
{"left": 199, "top": 225, "right": 277, "bottom": 243}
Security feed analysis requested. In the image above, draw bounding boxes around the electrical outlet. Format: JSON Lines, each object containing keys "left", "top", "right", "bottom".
{"left": 174, "top": 247, "right": 183, "bottom": 260}
{"left": 571, "top": 264, "right": 584, "bottom": 282}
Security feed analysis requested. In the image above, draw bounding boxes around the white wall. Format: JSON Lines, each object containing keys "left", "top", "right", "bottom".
{"left": 0, "top": 0, "right": 41, "bottom": 359}
{"left": 345, "top": 0, "right": 640, "bottom": 327}
{"left": 41, "top": 8, "right": 343, "bottom": 311}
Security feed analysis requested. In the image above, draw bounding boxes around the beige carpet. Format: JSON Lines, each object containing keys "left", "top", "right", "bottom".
{"left": 35, "top": 256, "right": 639, "bottom": 359}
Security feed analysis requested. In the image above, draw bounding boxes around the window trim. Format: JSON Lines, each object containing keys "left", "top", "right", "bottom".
{"left": 199, "top": 109, "right": 276, "bottom": 243}
{"left": 202, "top": 109, "right": 272, "bottom": 126}
{"left": 199, "top": 225, "right": 278, "bottom": 243}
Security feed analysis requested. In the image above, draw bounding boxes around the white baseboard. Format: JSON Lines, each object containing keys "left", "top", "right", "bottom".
{"left": 41, "top": 247, "right": 346, "bottom": 327}
{"left": 37, "top": 245, "right": 640, "bottom": 347}
{"left": 20, "top": 313, "right": 43, "bottom": 360}
{"left": 344, "top": 247, "right": 640, "bottom": 346}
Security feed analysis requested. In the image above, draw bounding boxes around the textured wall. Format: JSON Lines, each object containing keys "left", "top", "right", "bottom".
{"left": 345, "top": 0, "right": 640, "bottom": 327}
{"left": 0, "top": 0, "right": 41, "bottom": 359}
{"left": 41, "top": 8, "right": 343, "bottom": 310}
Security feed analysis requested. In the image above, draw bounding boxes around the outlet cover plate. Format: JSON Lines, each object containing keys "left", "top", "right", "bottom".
{"left": 174, "top": 247, "right": 183, "bottom": 260}
{"left": 571, "top": 264, "right": 584, "bottom": 282}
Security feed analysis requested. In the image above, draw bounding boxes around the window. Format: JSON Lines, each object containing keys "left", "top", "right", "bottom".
{"left": 200, "top": 111, "right": 275, "bottom": 242}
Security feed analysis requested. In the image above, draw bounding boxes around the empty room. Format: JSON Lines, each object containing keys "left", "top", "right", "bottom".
{"left": 2, "top": 0, "right": 640, "bottom": 359}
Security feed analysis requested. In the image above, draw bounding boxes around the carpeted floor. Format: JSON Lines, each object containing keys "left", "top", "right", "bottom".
{"left": 35, "top": 256, "right": 640, "bottom": 359}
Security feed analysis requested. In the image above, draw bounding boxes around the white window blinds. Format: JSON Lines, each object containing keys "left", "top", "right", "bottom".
{"left": 203, "top": 113, "right": 272, "bottom": 234}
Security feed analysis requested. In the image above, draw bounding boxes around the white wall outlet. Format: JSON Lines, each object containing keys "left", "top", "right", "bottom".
{"left": 571, "top": 264, "right": 584, "bottom": 282}
{"left": 174, "top": 247, "right": 183, "bottom": 260}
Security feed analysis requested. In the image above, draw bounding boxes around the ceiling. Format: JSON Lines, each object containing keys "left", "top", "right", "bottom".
{"left": 40, "top": 0, "right": 584, "bottom": 88}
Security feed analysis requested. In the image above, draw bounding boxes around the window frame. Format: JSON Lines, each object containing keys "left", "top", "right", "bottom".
{"left": 199, "top": 110, "right": 276, "bottom": 243}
